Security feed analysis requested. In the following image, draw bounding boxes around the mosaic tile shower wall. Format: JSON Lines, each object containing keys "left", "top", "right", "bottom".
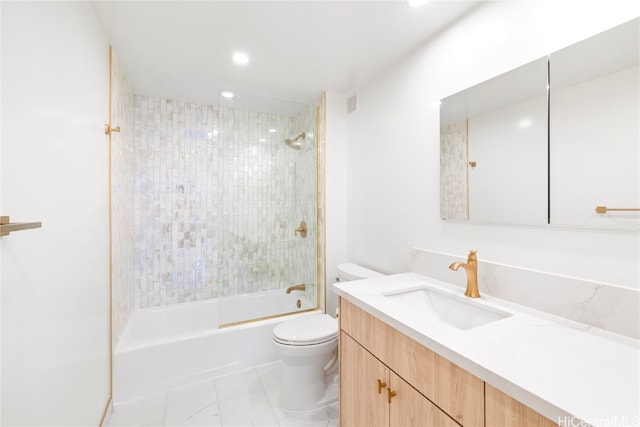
{"left": 133, "top": 93, "right": 324, "bottom": 310}
{"left": 440, "top": 120, "right": 469, "bottom": 220}
{"left": 111, "top": 51, "right": 136, "bottom": 346}
{"left": 134, "top": 97, "right": 217, "bottom": 308}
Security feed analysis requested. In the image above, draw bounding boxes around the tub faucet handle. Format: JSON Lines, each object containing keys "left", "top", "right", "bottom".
{"left": 295, "top": 221, "right": 307, "bottom": 238}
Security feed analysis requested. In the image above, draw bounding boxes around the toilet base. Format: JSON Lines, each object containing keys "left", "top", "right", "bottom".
{"left": 273, "top": 338, "right": 338, "bottom": 412}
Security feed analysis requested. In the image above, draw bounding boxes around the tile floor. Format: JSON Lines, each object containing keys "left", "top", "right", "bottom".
{"left": 107, "top": 360, "right": 339, "bottom": 427}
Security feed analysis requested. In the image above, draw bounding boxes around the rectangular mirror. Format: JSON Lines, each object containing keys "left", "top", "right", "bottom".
{"left": 440, "top": 57, "right": 549, "bottom": 225}
{"left": 549, "top": 18, "right": 639, "bottom": 230}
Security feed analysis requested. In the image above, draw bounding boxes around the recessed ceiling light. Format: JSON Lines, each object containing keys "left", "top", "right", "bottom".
{"left": 232, "top": 51, "right": 250, "bottom": 65}
{"left": 268, "top": 128, "right": 277, "bottom": 133}
{"left": 406, "top": 0, "right": 429, "bottom": 7}
{"left": 221, "top": 91, "right": 234, "bottom": 99}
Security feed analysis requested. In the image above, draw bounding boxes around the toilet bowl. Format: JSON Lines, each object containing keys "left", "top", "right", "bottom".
{"left": 272, "top": 313, "right": 338, "bottom": 411}
{"left": 272, "top": 263, "right": 383, "bottom": 411}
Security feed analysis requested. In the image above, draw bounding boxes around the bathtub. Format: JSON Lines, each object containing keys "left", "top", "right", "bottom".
{"left": 113, "top": 288, "right": 317, "bottom": 404}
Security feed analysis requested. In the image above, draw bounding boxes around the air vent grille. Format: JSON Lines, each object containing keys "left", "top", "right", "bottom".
{"left": 347, "top": 94, "right": 358, "bottom": 114}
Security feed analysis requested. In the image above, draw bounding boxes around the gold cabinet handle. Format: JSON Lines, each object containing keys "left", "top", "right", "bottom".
{"left": 387, "top": 387, "right": 397, "bottom": 404}
{"left": 377, "top": 379, "right": 386, "bottom": 394}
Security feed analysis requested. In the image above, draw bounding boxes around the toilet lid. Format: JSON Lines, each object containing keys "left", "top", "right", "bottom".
{"left": 273, "top": 314, "right": 338, "bottom": 346}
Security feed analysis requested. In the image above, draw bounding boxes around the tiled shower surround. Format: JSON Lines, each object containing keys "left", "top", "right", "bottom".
{"left": 134, "top": 97, "right": 218, "bottom": 307}
{"left": 440, "top": 120, "right": 468, "bottom": 221}
{"left": 133, "top": 95, "right": 322, "bottom": 310}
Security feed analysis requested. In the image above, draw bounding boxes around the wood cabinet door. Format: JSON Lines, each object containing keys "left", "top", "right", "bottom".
{"left": 388, "top": 371, "right": 460, "bottom": 427}
{"left": 340, "top": 332, "right": 389, "bottom": 427}
{"left": 485, "top": 383, "right": 558, "bottom": 427}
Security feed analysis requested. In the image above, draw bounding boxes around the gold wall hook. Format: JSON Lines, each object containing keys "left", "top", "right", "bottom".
{"left": 377, "top": 379, "right": 386, "bottom": 394}
{"left": 104, "top": 124, "right": 121, "bottom": 135}
{"left": 295, "top": 221, "right": 307, "bottom": 238}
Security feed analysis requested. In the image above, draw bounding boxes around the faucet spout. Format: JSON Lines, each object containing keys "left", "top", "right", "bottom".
{"left": 449, "top": 250, "right": 480, "bottom": 298}
{"left": 286, "top": 284, "right": 305, "bottom": 294}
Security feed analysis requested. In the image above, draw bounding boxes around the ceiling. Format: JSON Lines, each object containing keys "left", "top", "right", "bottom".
{"left": 92, "top": 1, "right": 482, "bottom": 107}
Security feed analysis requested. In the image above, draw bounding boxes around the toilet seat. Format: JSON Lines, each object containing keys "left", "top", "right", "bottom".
{"left": 273, "top": 313, "right": 338, "bottom": 346}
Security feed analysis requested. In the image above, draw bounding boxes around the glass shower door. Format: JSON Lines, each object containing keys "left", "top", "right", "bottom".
{"left": 217, "top": 91, "right": 320, "bottom": 326}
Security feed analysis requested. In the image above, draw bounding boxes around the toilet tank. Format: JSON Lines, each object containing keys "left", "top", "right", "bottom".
{"left": 337, "top": 263, "right": 383, "bottom": 282}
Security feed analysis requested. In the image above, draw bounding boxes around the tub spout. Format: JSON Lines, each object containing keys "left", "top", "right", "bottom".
{"left": 286, "top": 284, "right": 305, "bottom": 294}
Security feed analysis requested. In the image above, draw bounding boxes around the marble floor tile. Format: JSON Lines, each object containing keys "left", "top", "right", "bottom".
{"left": 278, "top": 402, "right": 339, "bottom": 427}
{"left": 108, "top": 361, "right": 337, "bottom": 427}
{"left": 165, "top": 378, "right": 220, "bottom": 426}
{"left": 108, "top": 393, "right": 167, "bottom": 427}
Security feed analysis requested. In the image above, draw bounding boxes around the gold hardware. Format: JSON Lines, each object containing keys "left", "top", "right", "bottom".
{"left": 0, "top": 216, "right": 42, "bottom": 237}
{"left": 595, "top": 206, "right": 640, "bottom": 214}
{"left": 468, "top": 161, "right": 477, "bottom": 168}
{"left": 104, "top": 124, "right": 121, "bottom": 135}
{"left": 296, "top": 299, "right": 301, "bottom": 308}
{"left": 286, "top": 284, "right": 305, "bottom": 294}
{"left": 377, "top": 379, "right": 386, "bottom": 394}
{"left": 449, "top": 249, "right": 480, "bottom": 298}
{"left": 290, "top": 132, "right": 306, "bottom": 143}
{"left": 387, "top": 387, "right": 397, "bottom": 404}
{"left": 295, "top": 221, "right": 307, "bottom": 238}
{"left": 285, "top": 132, "right": 306, "bottom": 150}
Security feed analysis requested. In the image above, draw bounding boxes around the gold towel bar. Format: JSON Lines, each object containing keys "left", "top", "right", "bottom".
{"left": 595, "top": 206, "right": 640, "bottom": 214}
{"left": 0, "top": 216, "right": 42, "bottom": 237}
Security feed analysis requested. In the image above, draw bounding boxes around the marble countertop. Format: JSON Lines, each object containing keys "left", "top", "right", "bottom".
{"left": 334, "top": 273, "right": 640, "bottom": 427}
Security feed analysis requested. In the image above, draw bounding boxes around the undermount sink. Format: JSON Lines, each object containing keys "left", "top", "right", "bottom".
{"left": 384, "top": 287, "right": 511, "bottom": 330}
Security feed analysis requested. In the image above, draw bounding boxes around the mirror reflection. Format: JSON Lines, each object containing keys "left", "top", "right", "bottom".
{"left": 440, "top": 57, "right": 548, "bottom": 224}
{"left": 440, "top": 17, "right": 639, "bottom": 229}
{"left": 550, "top": 17, "right": 639, "bottom": 229}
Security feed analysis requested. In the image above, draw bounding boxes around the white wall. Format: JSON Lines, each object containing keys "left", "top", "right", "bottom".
{"left": 345, "top": 1, "right": 640, "bottom": 289}
{"left": 1, "top": 2, "right": 110, "bottom": 424}
{"left": 325, "top": 92, "right": 349, "bottom": 318}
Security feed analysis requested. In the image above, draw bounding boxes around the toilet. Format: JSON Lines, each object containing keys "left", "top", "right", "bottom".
{"left": 273, "top": 263, "right": 383, "bottom": 411}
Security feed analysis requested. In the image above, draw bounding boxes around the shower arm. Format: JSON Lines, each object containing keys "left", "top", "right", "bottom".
{"left": 290, "top": 132, "right": 305, "bottom": 143}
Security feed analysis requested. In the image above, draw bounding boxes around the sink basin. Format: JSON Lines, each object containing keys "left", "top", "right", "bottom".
{"left": 384, "top": 287, "right": 511, "bottom": 330}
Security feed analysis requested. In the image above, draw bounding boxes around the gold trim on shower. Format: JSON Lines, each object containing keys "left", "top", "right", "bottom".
{"left": 220, "top": 308, "right": 318, "bottom": 329}
{"left": 316, "top": 102, "right": 327, "bottom": 312}
{"left": 100, "top": 45, "right": 115, "bottom": 427}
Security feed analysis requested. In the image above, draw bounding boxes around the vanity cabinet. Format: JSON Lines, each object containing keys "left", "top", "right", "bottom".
{"left": 339, "top": 298, "right": 485, "bottom": 426}
{"left": 485, "top": 384, "right": 557, "bottom": 427}
{"left": 341, "top": 332, "right": 459, "bottom": 427}
{"left": 339, "top": 298, "right": 559, "bottom": 427}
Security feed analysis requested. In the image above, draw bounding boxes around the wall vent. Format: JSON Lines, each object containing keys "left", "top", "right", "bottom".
{"left": 346, "top": 94, "right": 358, "bottom": 114}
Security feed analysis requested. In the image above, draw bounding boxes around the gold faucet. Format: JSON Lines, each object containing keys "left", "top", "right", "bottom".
{"left": 449, "top": 250, "right": 480, "bottom": 298}
{"left": 286, "top": 284, "right": 305, "bottom": 294}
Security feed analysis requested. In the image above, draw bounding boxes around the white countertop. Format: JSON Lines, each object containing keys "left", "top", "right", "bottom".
{"left": 334, "top": 273, "right": 640, "bottom": 427}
